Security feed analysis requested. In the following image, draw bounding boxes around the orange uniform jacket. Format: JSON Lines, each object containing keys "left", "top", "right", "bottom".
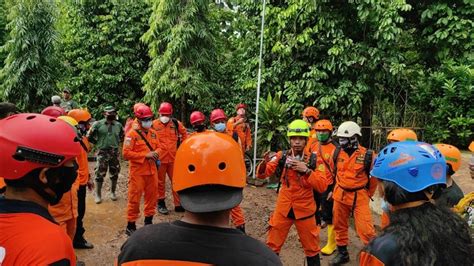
{"left": 333, "top": 146, "right": 377, "bottom": 206}
{"left": 257, "top": 151, "right": 331, "bottom": 219}
{"left": 76, "top": 137, "right": 91, "bottom": 185}
{"left": 123, "top": 129, "right": 160, "bottom": 176}
{"left": 227, "top": 117, "right": 252, "bottom": 151}
{"left": 0, "top": 199, "right": 76, "bottom": 265}
{"left": 0, "top": 177, "right": 5, "bottom": 191}
{"left": 308, "top": 140, "right": 338, "bottom": 185}
{"left": 48, "top": 179, "right": 79, "bottom": 223}
{"left": 152, "top": 119, "right": 188, "bottom": 163}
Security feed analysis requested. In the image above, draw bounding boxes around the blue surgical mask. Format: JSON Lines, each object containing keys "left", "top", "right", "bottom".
{"left": 214, "top": 123, "right": 226, "bottom": 132}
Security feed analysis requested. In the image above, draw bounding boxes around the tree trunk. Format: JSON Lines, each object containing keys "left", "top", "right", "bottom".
{"left": 180, "top": 95, "right": 187, "bottom": 124}
{"left": 361, "top": 92, "right": 373, "bottom": 149}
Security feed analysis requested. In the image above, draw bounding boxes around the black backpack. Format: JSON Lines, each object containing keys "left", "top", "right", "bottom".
{"left": 171, "top": 118, "right": 181, "bottom": 148}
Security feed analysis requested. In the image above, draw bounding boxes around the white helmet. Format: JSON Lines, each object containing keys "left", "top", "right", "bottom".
{"left": 336, "top": 121, "right": 362, "bottom": 137}
{"left": 51, "top": 95, "right": 61, "bottom": 104}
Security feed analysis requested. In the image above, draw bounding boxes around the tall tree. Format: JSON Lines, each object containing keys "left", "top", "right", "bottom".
{"left": 142, "top": 0, "right": 218, "bottom": 120}
{"left": 59, "top": 1, "right": 150, "bottom": 118}
{"left": 0, "top": 0, "right": 8, "bottom": 70}
{"left": 0, "top": 0, "right": 59, "bottom": 111}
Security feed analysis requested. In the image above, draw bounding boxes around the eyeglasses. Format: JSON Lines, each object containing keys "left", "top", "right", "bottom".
{"left": 288, "top": 128, "right": 309, "bottom": 133}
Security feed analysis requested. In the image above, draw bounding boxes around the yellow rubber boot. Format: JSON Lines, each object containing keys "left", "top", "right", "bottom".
{"left": 321, "top": 224, "right": 337, "bottom": 255}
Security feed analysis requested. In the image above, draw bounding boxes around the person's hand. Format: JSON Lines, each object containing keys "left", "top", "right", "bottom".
{"left": 146, "top": 151, "right": 159, "bottom": 160}
{"left": 87, "top": 179, "right": 94, "bottom": 191}
{"left": 290, "top": 160, "right": 309, "bottom": 174}
{"left": 263, "top": 151, "right": 276, "bottom": 163}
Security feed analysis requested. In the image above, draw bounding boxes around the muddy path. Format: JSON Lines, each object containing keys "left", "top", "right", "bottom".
{"left": 77, "top": 153, "right": 473, "bottom": 265}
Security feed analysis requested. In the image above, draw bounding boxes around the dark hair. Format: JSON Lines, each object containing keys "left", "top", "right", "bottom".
{"left": 0, "top": 102, "right": 18, "bottom": 119}
{"left": 363, "top": 181, "right": 473, "bottom": 266}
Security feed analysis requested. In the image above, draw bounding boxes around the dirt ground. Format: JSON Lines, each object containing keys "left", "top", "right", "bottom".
{"left": 76, "top": 153, "right": 474, "bottom": 266}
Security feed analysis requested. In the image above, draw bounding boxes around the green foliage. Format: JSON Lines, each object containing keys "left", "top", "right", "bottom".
{"left": 142, "top": 0, "right": 218, "bottom": 115}
{"left": 415, "top": 62, "right": 473, "bottom": 147}
{"left": 257, "top": 92, "right": 289, "bottom": 154}
{"left": 0, "top": 0, "right": 8, "bottom": 70}
{"left": 0, "top": 0, "right": 59, "bottom": 111}
{"left": 59, "top": 1, "right": 150, "bottom": 119}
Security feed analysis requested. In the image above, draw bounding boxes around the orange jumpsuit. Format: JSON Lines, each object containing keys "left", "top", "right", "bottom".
{"left": 77, "top": 137, "right": 91, "bottom": 186}
{"left": 0, "top": 177, "right": 5, "bottom": 192}
{"left": 48, "top": 178, "right": 79, "bottom": 240}
{"left": 227, "top": 116, "right": 252, "bottom": 152}
{"left": 257, "top": 150, "right": 331, "bottom": 257}
{"left": 123, "top": 128, "right": 159, "bottom": 222}
{"left": 332, "top": 146, "right": 377, "bottom": 246}
{"left": 152, "top": 119, "right": 187, "bottom": 207}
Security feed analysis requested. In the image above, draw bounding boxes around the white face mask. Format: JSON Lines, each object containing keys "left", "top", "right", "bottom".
{"left": 214, "top": 122, "right": 226, "bottom": 132}
{"left": 141, "top": 120, "right": 152, "bottom": 129}
{"left": 160, "top": 116, "right": 170, "bottom": 124}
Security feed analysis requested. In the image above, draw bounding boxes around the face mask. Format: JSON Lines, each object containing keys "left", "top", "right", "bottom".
{"left": 77, "top": 123, "right": 88, "bottom": 136}
{"left": 339, "top": 137, "right": 358, "bottom": 150}
{"left": 141, "top": 120, "right": 152, "bottom": 129}
{"left": 160, "top": 116, "right": 170, "bottom": 124}
{"left": 106, "top": 114, "right": 116, "bottom": 121}
{"left": 339, "top": 138, "right": 349, "bottom": 147}
{"left": 317, "top": 132, "right": 330, "bottom": 142}
{"left": 214, "top": 122, "right": 226, "bottom": 132}
{"left": 193, "top": 124, "right": 206, "bottom": 133}
{"left": 40, "top": 164, "right": 78, "bottom": 205}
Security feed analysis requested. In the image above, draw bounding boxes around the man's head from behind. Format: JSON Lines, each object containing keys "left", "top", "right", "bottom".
{"left": 173, "top": 132, "right": 246, "bottom": 214}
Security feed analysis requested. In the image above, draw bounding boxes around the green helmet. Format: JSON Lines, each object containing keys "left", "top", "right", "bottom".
{"left": 287, "top": 119, "right": 310, "bottom": 138}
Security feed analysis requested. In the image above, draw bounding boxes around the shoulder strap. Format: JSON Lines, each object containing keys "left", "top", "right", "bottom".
{"left": 308, "top": 152, "right": 317, "bottom": 170}
{"left": 332, "top": 145, "right": 341, "bottom": 178}
{"left": 134, "top": 130, "right": 154, "bottom": 152}
{"left": 172, "top": 118, "right": 181, "bottom": 147}
{"left": 364, "top": 149, "right": 373, "bottom": 178}
{"left": 275, "top": 150, "right": 288, "bottom": 178}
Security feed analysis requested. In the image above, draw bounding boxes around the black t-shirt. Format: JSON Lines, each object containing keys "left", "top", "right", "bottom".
{"left": 436, "top": 181, "right": 464, "bottom": 208}
{"left": 118, "top": 220, "right": 282, "bottom": 266}
{"left": 361, "top": 233, "right": 401, "bottom": 266}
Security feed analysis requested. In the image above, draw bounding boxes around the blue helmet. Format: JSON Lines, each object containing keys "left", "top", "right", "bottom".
{"left": 371, "top": 141, "right": 446, "bottom": 193}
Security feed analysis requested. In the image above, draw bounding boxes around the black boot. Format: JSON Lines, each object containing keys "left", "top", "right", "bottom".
{"left": 330, "top": 246, "right": 350, "bottom": 265}
{"left": 144, "top": 216, "right": 153, "bottom": 225}
{"left": 157, "top": 200, "right": 169, "bottom": 215}
{"left": 236, "top": 224, "right": 246, "bottom": 234}
{"left": 306, "top": 254, "right": 321, "bottom": 266}
{"left": 126, "top": 222, "right": 136, "bottom": 236}
{"left": 73, "top": 237, "right": 94, "bottom": 249}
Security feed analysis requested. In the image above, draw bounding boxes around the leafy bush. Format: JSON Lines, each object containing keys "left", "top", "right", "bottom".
{"left": 257, "top": 92, "right": 290, "bottom": 154}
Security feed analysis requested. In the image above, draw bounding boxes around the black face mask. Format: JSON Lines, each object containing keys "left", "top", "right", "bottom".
{"left": 193, "top": 124, "right": 206, "bottom": 133}
{"left": 33, "top": 164, "right": 78, "bottom": 205}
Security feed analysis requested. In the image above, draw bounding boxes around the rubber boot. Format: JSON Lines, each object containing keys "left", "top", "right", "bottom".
{"left": 126, "top": 222, "right": 136, "bottom": 236}
{"left": 306, "top": 254, "right": 321, "bottom": 266}
{"left": 157, "top": 200, "right": 169, "bottom": 215}
{"left": 321, "top": 224, "right": 337, "bottom": 255}
{"left": 110, "top": 179, "right": 118, "bottom": 201}
{"left": 94, "top": 182, "right": 103, "bottom": 204}
{"left": 144, "top": 216, "right": 153, "bottom": 225}
{"left": 330, "top": 246, "right": 350, "bottom": 265}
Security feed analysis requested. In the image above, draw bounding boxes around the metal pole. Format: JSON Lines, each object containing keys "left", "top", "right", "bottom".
{"left": 252, "top": 0, "right": 266, "bottom": 179}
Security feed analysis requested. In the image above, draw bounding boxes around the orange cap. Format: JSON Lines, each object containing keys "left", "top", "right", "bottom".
{"left": 173, "top": 131, "right": 246, "bottom": 212}
{"left": 68, "top": 109, "right": 91, "bottom": 123}
{"left": 314, "top": 119, "right": 333, "bottom": 131}
{"left": 302, "top": 106, "right": 319, "bottom": 119}
{"left": 387, "top": 128, "right": 417, "bottom": 142}
{"left": 434, "top": 143, "right": 461, "bottom": 172}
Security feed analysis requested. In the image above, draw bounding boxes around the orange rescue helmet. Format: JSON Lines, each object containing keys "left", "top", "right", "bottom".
{"left": 190, "top": 111, "right": 205, "bottom": 125}
{"left": 210, "top": 109, "right": 226, "bottom": 123}
{"left": 434, "top": 143, "right": 461, "bottom": 172}
{"left": 314, "top": 119, "right": 333, "bottom": 131}
{"left": 302, "top": 106, "right": 319, "bottom": 120}
{"left": 68, "top": 109, "right": 91, "bottom": 123}
{"left": 133, "top": 103, "right": 147, "bottom": 114}
{"left": 387, "top": 128, "right": 418, "bottom": 142}
{"left": 173, "top": 131, "right": 246, "bottom": 213}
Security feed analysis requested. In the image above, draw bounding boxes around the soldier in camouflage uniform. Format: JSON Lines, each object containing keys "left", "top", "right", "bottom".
{"left": 87, "top": 106, "right": 124, "bottom": 204}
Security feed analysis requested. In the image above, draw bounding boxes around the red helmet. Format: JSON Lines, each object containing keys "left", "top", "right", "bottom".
{"left": 210, "top": 109, "right": 226, "bottom": 123}
{"left": 236, "top": 103, "right": 247, "bottom": 111}
{"left": 190, "top": 111, "right": 205, "bottom": 125}
{"left": 159, "top": 102, "right": 173, "bottom": 115}
{"left": 135, "top": 105, "right": 154, "bottom": 119}
{"left": 0, "top": 114, "right": 81, "bottom": 180}
{"left": 41, "top": 106, "right": 66, "bottom": 118}
{"left": 133, "top": 103, "right": 147, "bottom": 114}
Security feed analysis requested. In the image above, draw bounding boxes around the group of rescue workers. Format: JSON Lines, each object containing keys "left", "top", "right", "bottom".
{"left": 0, "top": 91, "right": 473, "bottom": 266}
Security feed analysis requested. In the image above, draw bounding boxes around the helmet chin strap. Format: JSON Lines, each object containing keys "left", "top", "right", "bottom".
{"left": 391, "top": 191, "right": 434, "bottom": 211}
